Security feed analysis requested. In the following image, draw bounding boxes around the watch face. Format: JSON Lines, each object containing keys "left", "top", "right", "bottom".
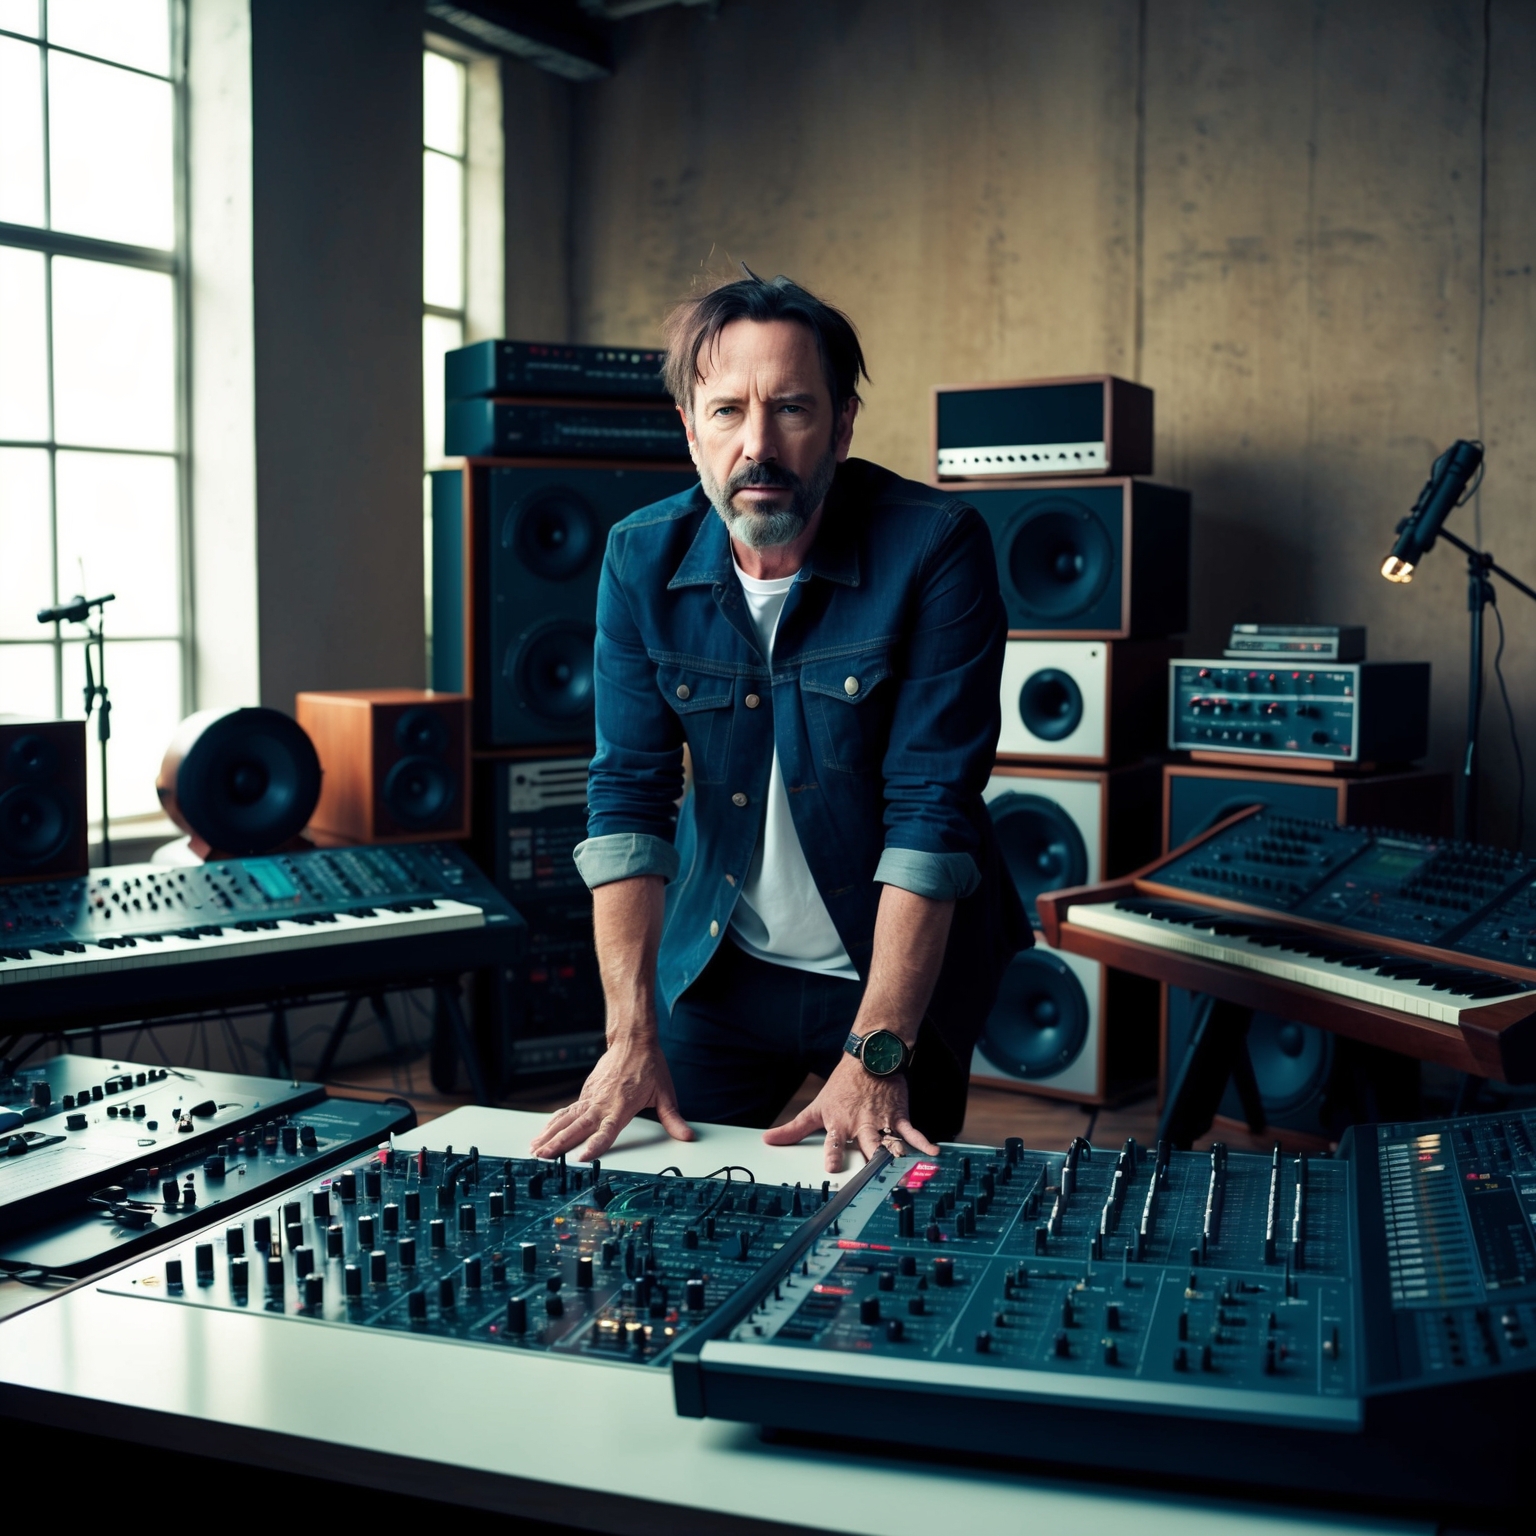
{"left": 860, "top": 1031, "right": 906, "bottom": 1076}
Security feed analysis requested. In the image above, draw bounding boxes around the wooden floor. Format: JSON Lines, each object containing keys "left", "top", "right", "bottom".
{"left": 325, "top": 1053, "right": 1290, "bottom": 1158}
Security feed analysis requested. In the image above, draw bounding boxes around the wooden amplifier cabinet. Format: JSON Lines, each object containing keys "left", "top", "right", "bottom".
{"left": 296, "top": 689, "right": 470, "bottom": 844}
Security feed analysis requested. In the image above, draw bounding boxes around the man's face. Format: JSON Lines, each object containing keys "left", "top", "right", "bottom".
{"left": 684, "top": 318, "right": 857, "bottom": 550}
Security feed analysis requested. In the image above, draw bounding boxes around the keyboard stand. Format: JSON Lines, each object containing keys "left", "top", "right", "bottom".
{"left": 1157, "top": 994, "right": 1266, "bottom": 1148}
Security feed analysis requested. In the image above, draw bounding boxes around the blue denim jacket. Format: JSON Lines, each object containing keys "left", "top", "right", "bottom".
{"left": 573, "top": 458, "right": 1029, "bottom": 1052}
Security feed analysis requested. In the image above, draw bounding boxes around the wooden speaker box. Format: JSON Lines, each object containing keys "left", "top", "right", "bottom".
{"left": 296, "top": 690, "right": 470, "bottom": 844}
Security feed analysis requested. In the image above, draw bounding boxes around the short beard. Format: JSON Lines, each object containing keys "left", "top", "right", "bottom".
{"left": 698, "top": 441, "right": 839, "bottom": 551}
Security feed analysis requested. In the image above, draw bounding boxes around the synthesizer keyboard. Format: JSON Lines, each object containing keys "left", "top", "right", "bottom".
{"left": 677, "top": 1115, "right": 1536, "bottom": 1512}
{"left": 1068, "top": 898, "right": 1531, "bottom": 1026}
{"left": 0, "top": 843, "right": 524, "bottom": 1032}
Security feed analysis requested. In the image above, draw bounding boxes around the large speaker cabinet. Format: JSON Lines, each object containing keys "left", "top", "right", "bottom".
{"left": 998, "top": 638, "right": 1179, "bottom": 764}
{"left": 0, "top": 718, "right": 87, "bottom": 882}
{"left": 296, "top": 689, "right": 470, "bottom": 844}
{"left": 951, "top": 477, "right": 1190, "bottom": 639}
{"left": 973, "top": 763, "right": 1161, "bottom": 1103}
{"left": 1159, "top": 763, "right": 1451, "bottom": 1143}
{"left": 430, "top": 462, "right": 696, "bottom": 747}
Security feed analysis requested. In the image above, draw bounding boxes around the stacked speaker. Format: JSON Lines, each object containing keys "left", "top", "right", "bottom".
{"left": 433, "top": 340, "right": 696, "bottom": 1088}
{"left": 934, "top": 375, "right": 1187, "bottom": 1103}
{"left": 0, "top": 718, "right": 87, "bottom": 883}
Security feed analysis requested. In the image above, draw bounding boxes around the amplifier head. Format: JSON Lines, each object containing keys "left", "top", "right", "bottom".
{"left": 0, "top": 718, "right": 88, "bottom": 882}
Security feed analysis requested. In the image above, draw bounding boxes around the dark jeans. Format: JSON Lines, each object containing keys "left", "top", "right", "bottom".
{"left": 660, "top": 937, "right": 970, "bottom": 1141}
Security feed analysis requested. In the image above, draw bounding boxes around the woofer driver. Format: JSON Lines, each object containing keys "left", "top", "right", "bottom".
{"left": 1007, "top": 502, "right": 1115, "bottom": 620}
{"left": 978, "top": 949, "right": 1091, "bottom": 1078}
{"left": 506, "top": 621, "right": 598, "bottom": 722}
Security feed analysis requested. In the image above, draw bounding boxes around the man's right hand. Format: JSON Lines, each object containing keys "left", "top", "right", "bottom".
{"left": 529, "top": 1034, "right": 694, "bottom": 1162}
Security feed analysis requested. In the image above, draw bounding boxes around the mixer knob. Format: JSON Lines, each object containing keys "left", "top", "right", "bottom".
{"left": 439, "top": 1276, "right": 456, "bottom": 1309}
{"left": 429, "top": 1219, "right": 446, "bottom": 1249}
{"left": 859, "top": 1296, "right": 881, "bottom": 1325}
{"left": 1061, "top": 1296, "right": 1074, "bottom": 1327}
{"left": 128, "top": 1167, "right": 150, "bottom": 1191}
{"left": 975, "top": 1331, "right": 992, "bottom": 1355}
{"left": 934, "top": 1257, "right": 954, "bottom": 1288}
{"left": 1004, "top": 1137, "right": 1024, "bottom": 1165}
{"left": 1103, "top": 1340, "right": 1119, "bottom": 1366}
{"left": 382, "top": 1202, "right": 399, "bottom": 1234}
{"left": 546, "top": 1293, "right": 565, "bottom": 1318}
{"left": 369, "top": 1250, "right": 388, "bottom": 1285}
{"left": 924, "top": 1223, "right": 942, "bottom": 1243}
{"left": 294, "top": 1246, "right": 314, "bottom": 1279}
{"left": 357, "top": 1215, "right": 376, "bottom": 1250}
{"left": 283, "top": 1199, "right": 302, "bottom": 1228}
{"left": 877, "top": 1270, "right": 895, "bottom": 1292}
{"left": 399, "top": 1236, "right": 417, "bottom": 1268}
{"left": 165, "top": 1257, "right": 184, "bottom": 1287}
{"left": 528, "top": 1173, "right": 545, "bottom": 1199}
{"left": 408, "top": 1289, "right": 427, "bottom": 1322}
{"left": 682, "top": 1228, "right": 698, "bottom": 1250}
{"left": 898, "top": 1254, "right": 917, "bottom": 1278}
{"left": 298, "top": 1274, "right": 321, "bottom": 1309}
{"left": 488, "top": 1191, "right": 505, "bottom": 1221}
{"left": 281, "top": 1126, "right": 298, "bottom": 1154}
{"left": 327, "top": 1224, "right": 344, "bottom": 1258}
{"left": 1105, "top": 1303, "right": 1120, "bottom": 1331}
{"left": 344, "top": 1264, "right": 362, "bottom": 1298}
{"left": 225, "top": 1224, "right": 245, "bottom": 1257}
{"left": 735, "top": 1230, "right": 752, "bottom": 1261}
{"left": 458, "top": 1202, "right": 476, "bottom": 1235}
{"left": 492, "top": 1260, "right": 507, "bottom": 1286}
{"left": 464, "top": 1256, "right": 482, "bottom": 1289}
{"left": 686, "top": 1278, "right": 706, "bottom": 1312}
{"left": 521, "top": 1241, "right": 539, "bottom": 1275}
{"left": 576, "top": 1255, "right": 594, "bottom": 1289}
{"left": 63, "top": 1111, "right": 88, "bottom": 1131}
{"left": 339, "top": 1170, "right": 357, "bottom": 1203}
{"left": 364, "top": 1166, "right": 381, "bottom": 1199}
{"left": 195, "top": 1243, "right": 214, "bottom": 1280}
{"left": 909, "top": 1295, "right": 926, "bottom": 1316}
{"left": 231, "top": 1257, "right": 249, "bottom": 1291}
{"left": 1034, "top": 1225, "right": 1048, "bottom": 1255}
{"left": 404, "top": 1189, "right": 421, "bottom": 1222}
{"left": 162, "top": 1179, "right": 180, "bottom": 1206}
{"left": 253, "top": 1214, "right": 272, "bottom": 1249}
{"left": 1174, "top": 1345, "right": 1188, "bottom": 1372}
{"left": 1264, "top": 1338, "right": 1277, "bottom": 1375}
{"left": 1200, "top": 1342, "right": 1214, "bottom": 1372}
{"left": 601, "top": 1240, "right": 618, "bottom": 1268}
{"left": 29, "top": 1082, "right": 50, "bottom": 1109}
{"left": 204, "top": 1153, "right": 225, "bottom": 1177}
{"left": 267, "top": 1253, "right": 284, "bottom": 1289}
{"left": 300, "top": 1124, "right": 317, "bottom": 1147}
{"left": 1053, "top": 1330, "right": 1070, "bottom": 1359}
{"left": 506, "top": 1296, "right": 528, "bottom": 1334}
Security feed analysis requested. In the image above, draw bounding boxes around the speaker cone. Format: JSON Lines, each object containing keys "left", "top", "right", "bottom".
{"left": 0, "top": 784, "right": 71, "bottom": 865}
{"left": 157, "top": 707, "right": 322, "bottom": 855}
{"left": 1007, "top": 502, "right": 1115, "bottom": 620}
{"left": 395, "top": 706, "right": 450, "bottom": 757}
{"left": 507, "top": 622, "right": 597, "bottom": 722}
{"left": 1018, "top": 668, "right": 1084, "bottom": 742}
{"left": 4, "top": 733, "right": 59, "bottom": 783}
{"left": 1246, "top": 1011, "right": 1333, "bottom": 1117}
{"left": 988, "top": 791, "right": 1089, "bottom": 916}
{"left": 978, "top": 950, "right": 1091, "bottom": 1078}
{"left": 383, "top": 756, "right": 457, "bottom": 828}
{"left": 506, "top": 488, "right": 600, "bottom": 581}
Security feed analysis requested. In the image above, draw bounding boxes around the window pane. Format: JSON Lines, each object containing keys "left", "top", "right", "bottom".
{"left": 423, "top": 312, "right": 463, "bottom": 469}
{"left": 49, "top": 51, "right": 174, "bottom": 248}
{"left": 0, "top": 35, "right": 45, "bottom": 225}
{"left": 0, "top": 447, "right": 52, "bottom": 637}
{"left": 423, "top": 51, "right": 464, "bottom": 156}
{"left": 53, "top": 257, "right": 176, "bottom": 450}
{"left": 65, "top": 637, "right": 181, "bottom": 822}
{"left": 423, "top": 149, "right": 464, "bottom": 310}
{"left": 48, "top": 0, "right": 168, "bottom": 76}
{"left": 56, "top": 450, "right": 178, "bottom": 636}
{"left": 0, "top": 642, "right": 55, "bottom": 717}
{"left": 0, "top": 247, "right": 48, "bottom": 439}
{"left": 0, "top": 1, "right": 40, "bottom": 37}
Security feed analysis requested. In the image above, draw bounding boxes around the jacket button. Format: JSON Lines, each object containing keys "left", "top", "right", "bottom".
{"left": 731, "top": 792, "right": 748, "bottom": 807}
{"left": 844, "top": 676, "right": 860, "bottom": 696}
{"left": 709, "top": 920, "right": 719, "bottom": 937}
{"left": 744, "top": 693, "right": 760, "bottom": 709}
{"left": 676, "top": 684, "right": 691, "bottom": 701}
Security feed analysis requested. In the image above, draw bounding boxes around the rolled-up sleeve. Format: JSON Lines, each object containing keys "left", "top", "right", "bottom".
{"left": 580, "top": 525, "right": 686, "bottom": 890}
{"left": 877, "top": 503, "right": 1005, "bottom": 898}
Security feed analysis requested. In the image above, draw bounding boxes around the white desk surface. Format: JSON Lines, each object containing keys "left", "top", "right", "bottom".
{"left": 0, "top": 1107, "right": 1429, "bottom": 1536}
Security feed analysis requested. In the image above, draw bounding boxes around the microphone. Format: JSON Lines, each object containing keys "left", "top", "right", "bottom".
{"left": 1381, "top": 439, "right": 1483, "bottom": 583}
{"left": 37, "top": 593, "right": 115, "bottom": 624}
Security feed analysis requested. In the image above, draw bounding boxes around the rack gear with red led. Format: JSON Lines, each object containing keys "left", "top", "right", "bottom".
{"left": 100, "top": 1144, "right": 847, "bottom": 1370}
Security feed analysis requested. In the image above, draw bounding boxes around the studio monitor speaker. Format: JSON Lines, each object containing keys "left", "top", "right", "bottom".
{"left": 934, "top": 376, "right": 1153, "bottom": 480}
{"left": 999, "top": 639, "right": 1179, "bottom": 764}
{"left": 956, "top": 477, "right": 1190, "bottom": 639}
{"left": 1159, "top": 762, "right": 1447, "bottom": 1142}
{"left": 0, "top": 718, "right": 87, "bottom": 882}
{"left": 297, "top": 689, "right": 470, "bottom": 844}
{"left": 975, "top": 763, "right": 1160, "bottom": 1103}
{"left": 431, "top": 464, "right": 698, "bottom": 746}
{"left": 157, "top": 707, "right": 322, "bottom": 858}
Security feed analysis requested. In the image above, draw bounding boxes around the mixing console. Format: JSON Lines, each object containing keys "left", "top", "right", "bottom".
{"left": 679, "top": 1115, "right": 1536, "bottom": 1510}
{"left": 103, "top": 1143, "right": 838, "bottom": 1369}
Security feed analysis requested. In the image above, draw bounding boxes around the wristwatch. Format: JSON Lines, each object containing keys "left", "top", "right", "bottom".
{"left": 843, "top": 1028, "right": 914, "bottom": 1078}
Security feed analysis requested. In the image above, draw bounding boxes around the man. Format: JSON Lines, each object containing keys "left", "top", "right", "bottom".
{"left": 532, "top": 272, "right": 1027, "bottom": 1174}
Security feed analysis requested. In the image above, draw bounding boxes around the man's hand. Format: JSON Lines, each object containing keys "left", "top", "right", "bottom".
{"left": 762, "top": 1053, "right": 938, "bottom": 1172}
{"left": 530, "top": 1033, "right": 694, "bottom": 1162}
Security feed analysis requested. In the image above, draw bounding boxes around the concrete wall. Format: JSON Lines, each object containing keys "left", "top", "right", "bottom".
{"left": 545, "top": 0, "right": 1536, "bottom": 849}
{"left": 249, "top": 0, "right": 426, "bottom": 710}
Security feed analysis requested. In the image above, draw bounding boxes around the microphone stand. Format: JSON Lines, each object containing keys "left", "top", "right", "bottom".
{"left": 1435, "top": 527, "right": 1536, "bottom": 843}
{"left": 82, "top": 603, "right": 113, "bottom": 867}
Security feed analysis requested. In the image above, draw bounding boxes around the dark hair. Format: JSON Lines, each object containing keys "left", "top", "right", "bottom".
{"left": 662, "top": 269, "right": 869, "bottom": 419}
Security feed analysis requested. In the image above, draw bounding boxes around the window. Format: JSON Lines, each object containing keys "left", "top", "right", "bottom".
{"left": 0, "top": 0, "right": 187, "bottom": 833}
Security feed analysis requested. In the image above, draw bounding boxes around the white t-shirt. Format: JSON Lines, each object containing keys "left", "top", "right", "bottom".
{"left": 728, "top": 560, "right": 859, "bottom": 980}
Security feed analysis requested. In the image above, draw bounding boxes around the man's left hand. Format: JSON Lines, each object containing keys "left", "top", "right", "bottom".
{"left": 761, "top": 1053, "right": 939, "bottom": 1172}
